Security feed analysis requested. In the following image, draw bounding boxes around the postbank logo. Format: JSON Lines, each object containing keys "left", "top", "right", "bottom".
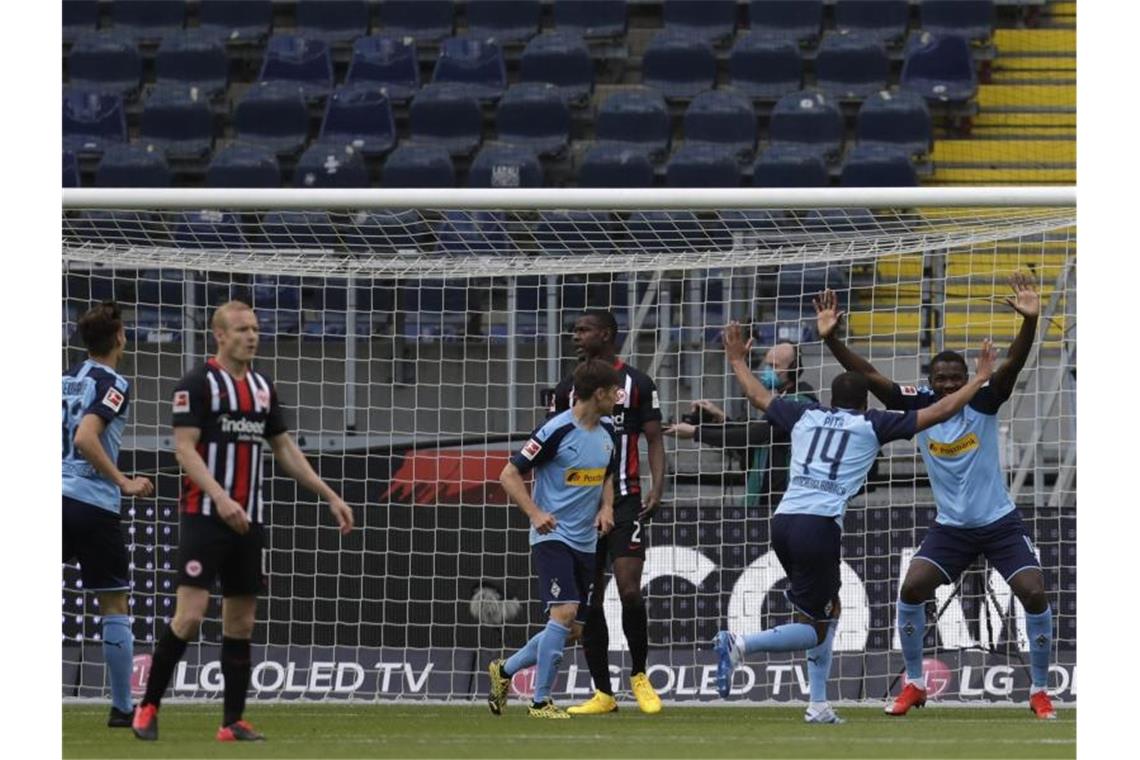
{"left": 927, "top": 432, "right": 979, "bottom": 458}
{"left": 564, "top": 468, "right": 606, "bottom": 486}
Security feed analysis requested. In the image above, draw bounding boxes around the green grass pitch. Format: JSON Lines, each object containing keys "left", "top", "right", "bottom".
{"left": 63, "top": 703, "right": 1075, "bottom": 759}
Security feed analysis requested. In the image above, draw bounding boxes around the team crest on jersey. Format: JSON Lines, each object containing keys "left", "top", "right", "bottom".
{"left": 550, "top": 579, "right": 561, "bottom": 598}
{"left": 255, "top": 388, "right": 271, "bottom": 409}
{"left": 172, "top": 390, "right": 190, "bottom": 414}
{"left": 900, "top": 385, "right": 919, "bottom": 396}
{"left": 616, "top": 388, "right": 627, "bottom": 404}
{"left": 521, "top": 439, "right": 542, "bottom": 460}
{"left": 102, "top": 387, "right": 125, "bottom": 413}
{"left": 184, "top": 560, "right": 202, "bottom": 578}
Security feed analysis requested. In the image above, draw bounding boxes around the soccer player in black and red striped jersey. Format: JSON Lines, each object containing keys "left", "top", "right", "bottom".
{"left": 132, "top": 301, "right": 354, "bottom": 743}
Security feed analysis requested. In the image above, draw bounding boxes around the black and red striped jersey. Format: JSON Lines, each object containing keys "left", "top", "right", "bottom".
{"left": 549, "top": 358, "right": 662, "bottom": 497}
{"left": 170, "top": 358, "right": 288, "bottom": 524}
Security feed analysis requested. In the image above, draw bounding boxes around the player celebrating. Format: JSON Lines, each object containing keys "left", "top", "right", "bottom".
{"left": 713, "top": 322, "right": 997, "bottom": 724}
{"left": 63, "top": 301, "right": 155, "bottom": 727}
{"left": 132, "top": 301, "right": 354, "bottom": 742}
{"left": 814, "top": 277, "right": 1058, "bottom": 720}
{"left": 549, "top": 310, "right": 666, "bottom": 716}
{"left": 488, "top": 359, "right": 621, "bottom": 718}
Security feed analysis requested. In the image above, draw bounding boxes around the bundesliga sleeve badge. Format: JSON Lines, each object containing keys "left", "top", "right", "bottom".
{"left": 521, "top": 439, "right": 542, "bottom": 460}
{"left": 102, "top": 387, "right": 125, "bottom": 413}
{"left": 173, "top": 390, "right": 191, "bottom": 414}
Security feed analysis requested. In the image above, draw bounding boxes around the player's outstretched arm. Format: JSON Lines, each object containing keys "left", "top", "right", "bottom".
{"left": 990, "top": 272, "right": 1040, "bottom": 400}
{"left": 914, "top": 340, "right": 999, "bottom": 432}
{"left": 499, "top": 462, "right": 557, "bottom": 534}
{"left": 173, "top": 426, "right": 249, "bottom": 535}
{"left": 724, "top": 321, "right": 774, "bottom": 412}
{"left": 814, "top": 289, "right": 896, "bottom": 404}
{"left": 73, "top": 414, "right": 154, "bottom": 497}
{"left": 268, "top": 433, "right": 354, "bottom": 535}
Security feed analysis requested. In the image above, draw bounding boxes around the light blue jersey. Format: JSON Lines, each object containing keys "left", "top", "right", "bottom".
{"left": 62, "top": 359, "right": 130, "bottom": 513}
{"left": 509, "top": 409, "right": 617, "bottom": 553}
{"left": 888, "top": 382, "right": 1015, "bottom": 528}
{"left": 765, "top": 398, "right": 918, "bottom": 525}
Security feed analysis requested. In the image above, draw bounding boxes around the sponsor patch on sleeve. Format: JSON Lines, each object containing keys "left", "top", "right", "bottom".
{"left": 521, "top": 439, "right": 542, "bottom": 461}
{"left": 102, "top": 387, "right": 125, "bottom": 413}
{"left": 172, "top": 390, "right": 190, "bottom": 414}
{"left": 899, "top": 385, "right": 918, "bottom": 396}
{"left": 651, "top": 390, "right": 660, "bottom": 409}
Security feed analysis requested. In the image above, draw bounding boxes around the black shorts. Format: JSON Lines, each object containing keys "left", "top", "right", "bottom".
{"left": 533, "top": 540, "right": 594, "bottom": 622}
{"left": 175, "top": 515, "right": 267, "bottom": 597}
{"left": 62, "top": 496, "right": 130, "bottom": 592}
{"left": 771, "top": 513, "right": 842, "bottom": 621}
{"left": 596, "top": 493, "right": 647, "bottom": 565}
{"left": 914, "top": 510, "right": 1041, "bottom": 584}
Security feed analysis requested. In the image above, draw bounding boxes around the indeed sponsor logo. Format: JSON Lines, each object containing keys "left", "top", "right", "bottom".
{"left": 221, "top": 416, "right": 266, "bottom": 437}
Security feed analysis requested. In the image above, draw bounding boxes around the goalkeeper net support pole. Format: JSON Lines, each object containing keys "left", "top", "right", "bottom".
{"left": 62, "top": 187, "right": 1075, "bottom": 706}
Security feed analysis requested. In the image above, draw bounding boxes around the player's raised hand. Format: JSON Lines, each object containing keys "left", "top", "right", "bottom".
{"left": 1005, "top": 272, "right": 1039, "bottom": 319}
{"left": 663, "top": 422, "right": 696, "bottom": 439}
{"left": 530, "top": 509, "right": 557, "bottom": 535}
{"left": 693, "top": 399, "right": 727, "bottom": 423}
{"left": 328, "top": 495, "right": 355, "bottom": 535}
{"left": 974, "top": 339, "right": 998, "bottom": 382}
{"left": 723, "top": 321, "right": 753, "bottom": 364}
{"left": 813, "top": 289, "right": 845, "bottom": 339}
{"left": 216, "top": 494, "right": 251, "bottom": 535}
{"left": 121, "top": 475, "right": 155, "bottom": 498}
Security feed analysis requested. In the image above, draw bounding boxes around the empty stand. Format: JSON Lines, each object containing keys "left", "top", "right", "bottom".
{"left": 815, "top": 31, "right": 889, "bottom": 100}
{"left": 63, "top": 0, "right": 98, "bottom": 44}
{"left": 840, "top": 145, "right": 919, "bottom": 186}
{"left": 682, "top": 90, "right": 757, "bottom": 159}
{"left": 467, "top": 0, "right": 541, "bottom": 45}
{"left": 663, "top": 0, "right": 737, "bottom": 44}
{"left": 63, "top": 89, "right": 127, "bottom": 156}
{"left": 140, "top": 86, "right": 214, "bottom": 160}
{"left": 320, "top": 83, "right": 397, "bottom": 157}
{"left": 553, "top": 0, "right": 628, "bottom": 40}
{"left": 666, "top": 144, "right": 741, "bottom": 187}
{"left": 519, "top": 32, "right": 594, "bottom": 107}
{"left": 375, "top": 0, "right": 454, "bottom": 43}
{"left": 834, "top": 0, "right": 909, "bottom": 46}
{"left": 259, "top": 35, "right": 334, "bottom": 101}
{"left": 495, "top": 83, "right": 571, "bottom": 158}
{"left": 855, "top": 89, "right": 932, "bottom": 157}
{"left": 155, "top": 31, "right": 228, "bottom": 99}
{"left": 901, "top": 32, "right": 979, "bottom": 103}
{"left": 753, "top": 145, "right": 829, "bottom": 187}
{"left": 296, "top": 0, "right": 370, "bottom": 45}
{"left": 294, "top": 142, "right": 371, "bottom": 188}
{"left": 95, "top": 144, "right": 172, "bottom": 187}
{"left": 432, "top": 37, "right": 507, "bottom": 102}
{"left": 68, "top": 32, "right": 142, "bottom": 97}
{"left": 110, "top": 0, "right": 185, "bottom": 43}
{"left": 233, "top": 80, "right": 311, "bottom": 156}
{"left": 408, "top": 83, "right": 484, "bottom": 156}
{"left": 381, "top": 143, "right": 456, "bottom": 187}
{"left": 642, "top": 30, "right": 717, "bottom": 101}
{"left": 728, "top": 33, "right": 802, "bottom": 100}
{"left": 748, "top": 1, "right": 823, "bottom": 44}
{"left": 595, "top": 88, "right": 671, "bottom": 159}
{"left": 468, "top": 143, "right": 544, "bottom": 188}
{"left": 199, "top": 0, "right": 273, "bottom": 44}
{"left": 768, "top": 91, "right": 844, "bottom": 162}
{"left": 578, "top": 144, "right": 654, "bottom": 188}
{"left": 347, "top": 35, "right": 420, "bottom": 102}
{"left": 920, "top": 0, "right": 995, "bottom": 43}
{"left": 206, "top": 144, "right": 281, "bottom": 188}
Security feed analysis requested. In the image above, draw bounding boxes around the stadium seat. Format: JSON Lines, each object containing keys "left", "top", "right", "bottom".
{"left": 682, "top": 89, "right": 757, "bottom": 160}
{"left": 519, "top": 32, "right": 594, "bottom": 107}
{"left": 665, "top": 144, "right": 741, "bottom": 187}
{"left": 642, "top": 30, "right": 717, "bottom": 101}
{"left": 155, "top": 31, "right": 228, "bottom": 98}
{"left": 663, "top": 0, "right": 737, "bottom": 44}
{"left": 436, "top": 211, "right": 513, "bottom": 256}
{"left": 296, "top": 0, "right": 369, "bottom": 45}
{"left": 553, "top": 0, "right": 627, "bottom": 40}
{"left": 319, "top": 83, "right": 397, "bottom": 157}
{"left": 63, "top": 89, "right": 127, "bottom": 155}
{"left": 139, "top": 86, "right": 214, "bottom": 160}
{"left": 432, "top": 37, "right": 507, "bottom": 102}
{"left": 199, "top": 0, "right": 273, "bottom": 44}
{"left": 381, "top": 143, "right": 456, "bottom": 187}
{"left": 595, "top": 88, "right": 671, "bottom": 159}
{"left": 468, "top": 144, "right": 544, "bottom": 188}
{"left": 110, "top": 0, "right": 185, "bottom": 43}
{"left": 840, "top": 145, "right": 918, "bottom": 186}
{"left": 293, "top": 142, "right": 371, "bottom": 188}
{"left": 800, "top": 207, "right": 878, "bottom": 235}
{"left": 67, "top": 32, "right": 142, "bottom": 97}
{"left": 627, "top": 210, "right": 729, "bottom": 252}
{"left": 261, "top": 210, "right": 341, "bottom": 249}
{"left": 376, "top": 0, "right": 454, "bottom": 43}
{"left": 258, "top": 35, "right": 334, "bottom": 102}
{"left": 752, "top": 145, "right": 829, "bottom": 187}
{"left": 495, "top": 83, "right": 571, "bottom": 158}
{"left": 578, "top": 144, "right": 654, "bottom": 188}
{"left": 920, "top": 0, "right": 995, "bottom": 43}
{"left": 835, "top": 0, "right": 910, "bottom": 46}
{"left": 748, "top": 1, "right": 823, "bottom": 44}
{"left": 408, "top": 84, "right": 483, "bottom": 157}
{"left": 63, "top": 149, "right": 81, "bottom": 187}
{"left": 534, "top": 210, "right": 614, "bottom": 255}
{"left": 342, "top": 209, "right": 431, "bottom": 254}
{"left": 95, "top": 144, "right": 172, "bottom": 187}
{"left": 233, "top": 80, "right": 311, "bottom": 156}
{"left": 815, "top": 31, "right": 889, "bottom": 100}
{"left": 68, "top": 210, "right": 161, "bottom": 246}
{"left": 170, "top": 210, "right": 247, "bottom": 248}
{"left": 728, "top": 32, "right": 802, "bottom": 100}
{"left": 900, "top": 32, "right": 978, "bottom": 103}
{"left": 206, "top": 144, "right": 281, "bottom": 188}
{"left": 63, "top": 0, "right": 99, "bottom": 44}
{"left": 768, "top": 91, "right": 844, "bottom": 162}
{"left": 467, "top": 0, "right": 541, "bottom": 45}
{"left": 855, "top": 89, "right": 932, "bottom": 157}
{"left": 347, "top": 35, "right": 420, "bottom": 103}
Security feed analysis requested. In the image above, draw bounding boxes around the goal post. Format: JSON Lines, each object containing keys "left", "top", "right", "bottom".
{"left": 61, "top": 187, "right": 1075, "bottom": 705}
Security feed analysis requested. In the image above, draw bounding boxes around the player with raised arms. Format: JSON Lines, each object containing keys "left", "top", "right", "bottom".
{"left": 488, "top": 358, "right": 621, "bottom": 719}
{"left": 815, "top": 277, "right": 1058, "bottom": 720}
{"left": 714, "top": 322, "right": 997, "bottom": 724}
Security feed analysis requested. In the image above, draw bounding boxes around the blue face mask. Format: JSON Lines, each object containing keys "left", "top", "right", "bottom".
{"left": 760, "top": 366, "right": 783, "bottom": 390}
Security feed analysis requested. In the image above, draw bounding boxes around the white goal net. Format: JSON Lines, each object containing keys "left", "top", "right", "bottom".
{"left": 61, "top": 188, "right": 1075, "bottom": 705}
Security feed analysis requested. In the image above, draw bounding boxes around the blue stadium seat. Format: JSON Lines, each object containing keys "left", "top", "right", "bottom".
{"left": 753, "top": 145, "right": 829, "bottom": 187}
{"left": 495, "top": 83, "right": 571, "bottom": 158}
{"left": 170, "top": 210, "right": 247, "bottom": 248}
{"left": 261, "top": 210, "right": 341, "bottom": 249}
{"left": 294, "top": 142, "right": 371, "bottom": 188}
{"left": 250, "top": 273, "right": 302, "bottom": 336}
{"left": 436, "top": 211, "right": 513, "bottom": 256}
{"left": 68, "top": 210, "right": 161, "bottom": 246}
{"left": 63, "top": 149, "right": 81, "bottom": 187}
{"left": 901, "top": 32, "right": 978, "bottom": 103}
{"left": 768, "top": 91, "right": 844, "bottom": 162}
{"left": 595, "top": 88, "right": 670, "bottom": 159}
{"left": 799, "top": 208, "right": 878, "bottom": 235}
{"left": 748, "top": 1, "right": 823, "bottom": 44}
{"left": 664, "top": 0, "right": 737, "bottom": 44}
{"left": 347, "top": 35, "right": 420, "bottom": 103}
{"left": 578, "top": 144, "right": 654, "bottom": 187}
{"left": 63, "top": 89, "right": 127, "bottom": 155}
{"left": 535, "top": 210, "right": 614, "bottom": 255}
{"left": 469, "top": 144, "right": 543, "bottom": 188}
{"left": 520, "top": 32, "right": 594, "bottom": 107}
{"left": 815, "top": 31, "right": 889, "bottom": 100}
{"left": 343, "top": 209, "right": 431, "bottom": 254}
{"left": 233, "top": 80, "right": 311, "bottom": 156}
{"left": 855, "top": 89, "right": 932, "bottom": 157}
{"left": 199, "top": 0, "right": 273, "bottom": 44}
{"left": 381, "top": 143, "right": 455, "bottom": 187}
{"left": 920, "top": 0, "right": 994, "bottom": 43}
{"left": 110, "top": 0, "right": 185, "bottom": 43}
{"left": 376, "top": 0, "right": 453, "bottom": 43}
{"left": 68, "top": 32, "right": 142, "bottom": 97}
{"left": 835, "top": 0, "right": 910, "bottom": 46}
{"left": 666, "top": 144, "right": 741, "bottom": 187}
{"left": 155, "top": 30, "right": 228, "bottom": 98}
{"left": 840, "top": 145, "right": 918, "bottom": 186}
{"left": 682, "top": 90, "right": 757, "bottom": 160}
{"left": 258, "top": 35, "right": 334, "bottom": 101}
{"left": 297, "top": 0, "right": 369, "bottom": 44}
{"left": 319, "top": 84, "right": 396, "bottom": 157}
{"left": 408, "top": 84, "right": 483, "bottom": 157}
{"left": 553, "top": 0, "right": 627, "bottom": 40}
{"left": 206, "top": 144, "right": 281, "bottom": 187}
{"left": 467, "top": 0, "right": 541, "bottom": 45}
{"left": 728, "top": 33, "right": 802, "bottom": 100}
{"left": 95, "top": 144, "right": 172, "bottom": 187}
{"left": 642, "top": 31, "right": 716, "bottom": 100}
{"left": 432, "top": 37, "right": 507, "bottom": 102}
{"left": 627, "top": 210, "right": 729, "bottom": 252}
{"left": 64, "top": 1, "right": 99, "bottom": 44}
{"left": 139, "top": 86, "right": 214, "bottom": 159}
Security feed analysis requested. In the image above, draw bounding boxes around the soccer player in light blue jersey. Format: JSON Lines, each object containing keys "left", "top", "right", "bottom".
{"left": 713, "top": 322, "right": 996, "bottom": 724}
{"left": 816, "top": 277, "right": 1058, "bottom": 720}
{"left": 62, "top": 302, "right": 155, "bottom": 727}
{"left": 487, "top": 359, "right": 621, "bottom": 719}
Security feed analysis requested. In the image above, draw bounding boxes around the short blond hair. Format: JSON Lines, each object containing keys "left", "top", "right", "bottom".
{"left": 211, "top": 300, "right": 254, "bottom": 332}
